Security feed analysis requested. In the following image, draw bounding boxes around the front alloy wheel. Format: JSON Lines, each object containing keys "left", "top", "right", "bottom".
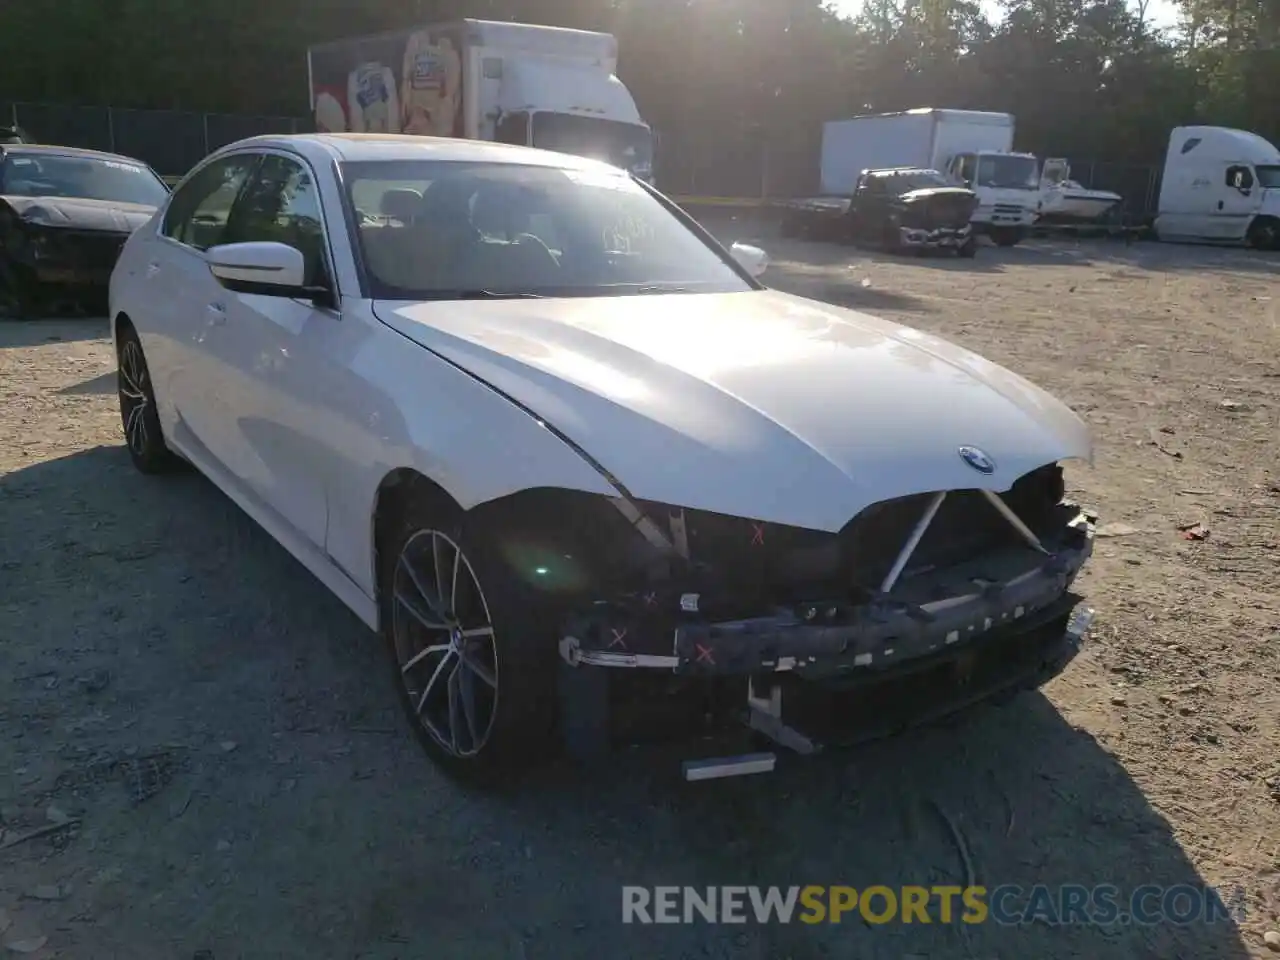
{"left": 391, "top": 529, "right": 500, "bottom": 759}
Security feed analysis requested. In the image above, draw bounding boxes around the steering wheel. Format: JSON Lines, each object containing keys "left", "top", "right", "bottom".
{"left": 511, "top": 232, "right": 560, "bottom": 268}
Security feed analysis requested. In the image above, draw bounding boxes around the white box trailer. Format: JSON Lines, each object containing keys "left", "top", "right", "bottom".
{"left": 819, "top": 108, "right": 1041, "bottom": 245}
{"left": 307, "top": 19, "right": 654, "bottom": 181}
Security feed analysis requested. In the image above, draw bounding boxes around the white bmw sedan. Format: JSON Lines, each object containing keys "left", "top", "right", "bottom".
{"left": 109, "top": 134, "right": 1097, "bottom": 781}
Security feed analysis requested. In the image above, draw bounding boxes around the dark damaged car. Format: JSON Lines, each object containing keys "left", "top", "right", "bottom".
{"left": 781, "top": 167, "right": 980, "bottom": 257}
{"left": 1, "top": 145, "right": 169, "bottom": 317}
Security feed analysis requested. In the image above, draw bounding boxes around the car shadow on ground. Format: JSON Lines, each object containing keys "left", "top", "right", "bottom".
{"left": 0, "top": 316, "right": 109, "bottom": 349}
{"left": 0, "top": 446, "right": 1254, "bottom": 960}
{"left": 57, "top": 371, "right": 116, "bottom": 395}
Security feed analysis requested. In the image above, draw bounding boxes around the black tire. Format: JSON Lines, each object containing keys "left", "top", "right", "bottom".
{"left": 379, "top": 490, "right": 559, "bottom": 784}
{"left": 116, "top": 322, "right": 184, "bottom": 473}
{"left": 882, "top": 218, "right": 904, "bottom": 254}
{"left": 956, "top": 237, "right": 978, "bottom": 259}
{"left": 1246, "top": 216, "right": 1279, "bottom": 252}
{"left": 0, "top": 257, "right": 43, "bottom": 319}
{"left": 990, "top": 226, "right": 1024, "bottom": 248}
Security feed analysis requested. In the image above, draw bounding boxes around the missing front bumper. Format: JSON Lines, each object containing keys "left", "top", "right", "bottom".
{"left": 680, "top": 599, "right": 1094, "bottom": 778}
{"left": 559, "top": 510, "right": 1093, "bottom": 680}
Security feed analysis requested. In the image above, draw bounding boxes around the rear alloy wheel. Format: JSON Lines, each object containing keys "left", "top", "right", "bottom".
{"left": 116, "top": 326, "right": 183, "bottom": 473}
{"left": 384, "top": 507, "right": 555, "bottom": 780}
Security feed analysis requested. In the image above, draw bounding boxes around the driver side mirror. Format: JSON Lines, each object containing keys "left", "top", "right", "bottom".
{"left": 730, "top": 242, "right": 769, "bottom": 278}
{"left": 206, "top": 241, "right": 331, "bottom": 304}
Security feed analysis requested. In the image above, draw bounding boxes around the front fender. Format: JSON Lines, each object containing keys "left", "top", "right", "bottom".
{"left": 324, "top": 302, "right": 617, "bottom": 598}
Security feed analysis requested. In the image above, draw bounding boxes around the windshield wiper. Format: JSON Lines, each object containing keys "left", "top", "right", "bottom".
{"left": 627, "top": 284, "right": 694, "bottom": 294}
{"left": 427, "top": 290, "right": 545, "bottom": 300}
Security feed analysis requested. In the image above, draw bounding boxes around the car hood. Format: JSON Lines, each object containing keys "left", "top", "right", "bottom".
{"left": 899, "top": 187, "right": 976, "bottom": 203}
{"left": 374, "top": 290, "right": 1092, "bottom": 532}
{"left": 1, "top": 195, "right": 155, "bottom": 233}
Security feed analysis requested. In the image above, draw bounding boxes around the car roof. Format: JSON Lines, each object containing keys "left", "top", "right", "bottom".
{"left": 210, "top": 133, "right": 625, "bottom": 176}
{"left": 0, "top": 143, "right": 155, "bottom": 166}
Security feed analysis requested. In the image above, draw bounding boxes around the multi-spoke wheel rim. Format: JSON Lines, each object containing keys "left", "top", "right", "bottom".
{"left": 118, "top": 340, "right": 150, "bottom": 454}
{"left": 392, "top": 530, "right": 499, "bottom": 758}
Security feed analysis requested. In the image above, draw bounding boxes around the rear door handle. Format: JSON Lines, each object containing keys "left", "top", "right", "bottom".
{"left": 206, "top": 302, "right": 226, "bottom": 326}
{"left": 146, "top": 262, "right": 161, "bottom": 278}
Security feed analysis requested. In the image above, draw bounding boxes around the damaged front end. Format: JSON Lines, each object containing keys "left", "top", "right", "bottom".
{"left": 0, "top": 213, "right": 128, "bottom": 315}
{"left": 472, "top": 462, "right": 1096, "bottom": 776}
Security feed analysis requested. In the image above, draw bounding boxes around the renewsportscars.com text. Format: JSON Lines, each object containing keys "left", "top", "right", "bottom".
{"left": 621, "top": 884, "right": 1245, "bottom": 926}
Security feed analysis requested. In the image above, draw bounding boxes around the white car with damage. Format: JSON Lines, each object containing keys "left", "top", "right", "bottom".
{"left": 109, "top": 133, "right": 1097, "bottom": 781}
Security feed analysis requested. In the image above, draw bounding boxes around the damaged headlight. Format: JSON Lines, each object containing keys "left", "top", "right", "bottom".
{"left": 467, "top": 488, "right": 669, "bottom": 597}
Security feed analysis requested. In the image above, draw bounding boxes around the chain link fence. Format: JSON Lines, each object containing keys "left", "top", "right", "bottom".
{"left": 653, "top": 128, "right": 1163, "bottom": 218}
{"left": 2, "top": 100, "right": 1163, "bottom": 216}
{"left": 1, "top": 101, "right": 306, "bottom": 179}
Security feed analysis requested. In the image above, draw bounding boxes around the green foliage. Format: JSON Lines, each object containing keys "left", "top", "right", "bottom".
{"left": 0, "top": 0, "right": 1274, "bottom": 167}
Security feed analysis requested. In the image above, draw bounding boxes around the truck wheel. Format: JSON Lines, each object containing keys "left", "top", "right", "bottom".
{"left": 882, "top": 220, "right": 904, "bottom": 254}
{"left": 956, "top": 237, "right": 978, "bottom": 259}
{"left": 990, "top": 227, "right": 1025, "bottom": 248}
{"left": 1246, "top": 216, "right": 1279, "bottom": 251}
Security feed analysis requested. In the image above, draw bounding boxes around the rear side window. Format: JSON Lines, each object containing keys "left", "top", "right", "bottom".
{"left": 161, "top": 154, "right": 259, "bottom": 251}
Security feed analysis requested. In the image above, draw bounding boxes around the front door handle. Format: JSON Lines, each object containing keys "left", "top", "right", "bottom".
{"left": 146, "top": 262, "right": 161, "bottom": 278}
{"left": 206, "top": 302, "right": 227, "bottom": 326}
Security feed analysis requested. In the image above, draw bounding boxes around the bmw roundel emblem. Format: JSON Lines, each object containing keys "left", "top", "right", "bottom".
{"left": 958, "top": 445, "right": 995, "bottom": 474}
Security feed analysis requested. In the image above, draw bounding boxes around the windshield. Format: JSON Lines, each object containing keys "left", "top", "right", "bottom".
{"left": 530, "top": 112, "right": 653, "bottom": 180}
{"left": 344, "top": 160, "right": 751, "bottom": 300}
{"left": 975, "top": 154, "right": 1039, "bottom": 190}
{"left": 0, "top": 152, "right": 169, "bottom": 205}
{"left": 886, "top": 171, "right": 951, "bottom": 192}
{"left": 1257, "top": 165, "right": 1280, "bottom": 189}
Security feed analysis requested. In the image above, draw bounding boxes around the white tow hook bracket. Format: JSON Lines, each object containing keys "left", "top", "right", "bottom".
{"left": 559, "top": 635, "right": 582, "bottom": 666}
{"left": 683, "top": 754, "right": 777, "bottom": 781}
{"left": 745, "top": 677, "right": 819, "bottom": 756}
{"left": 682, "top": 678, "right": 819, "bottom": 781}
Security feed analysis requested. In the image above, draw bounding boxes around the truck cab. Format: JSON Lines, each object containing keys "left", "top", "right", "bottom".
{"left": 464, "top": 21, "right": 653, "bottom": 181}
{"left": 1153, "top": 125, "right": 1280, "bottom": 249}
{"left": 943, "top": 148, "right": 1041, "bottom": 245}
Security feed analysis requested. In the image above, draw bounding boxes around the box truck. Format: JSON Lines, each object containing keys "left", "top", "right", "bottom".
{"left": 1152, "top": 125, "right": 1280, "bottom": 249}
{"left": 306, "top": 19, "right": 654, "bottom": 182}
{"left": 816, "top": 109, "right": 1040, "bottom": 246}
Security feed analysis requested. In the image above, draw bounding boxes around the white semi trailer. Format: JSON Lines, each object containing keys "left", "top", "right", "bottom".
{"left": 1153, "top": 125, "right": 1280, "bottom": 249}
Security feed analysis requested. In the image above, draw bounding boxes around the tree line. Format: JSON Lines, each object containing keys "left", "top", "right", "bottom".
{"left": 0, "top": 0, "right": 1275, "bottom": 190}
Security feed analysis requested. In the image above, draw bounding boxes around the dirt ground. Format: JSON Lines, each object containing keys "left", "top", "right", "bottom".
{"left": 1, "top": 224, "right": 1278, "bottom": 960}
